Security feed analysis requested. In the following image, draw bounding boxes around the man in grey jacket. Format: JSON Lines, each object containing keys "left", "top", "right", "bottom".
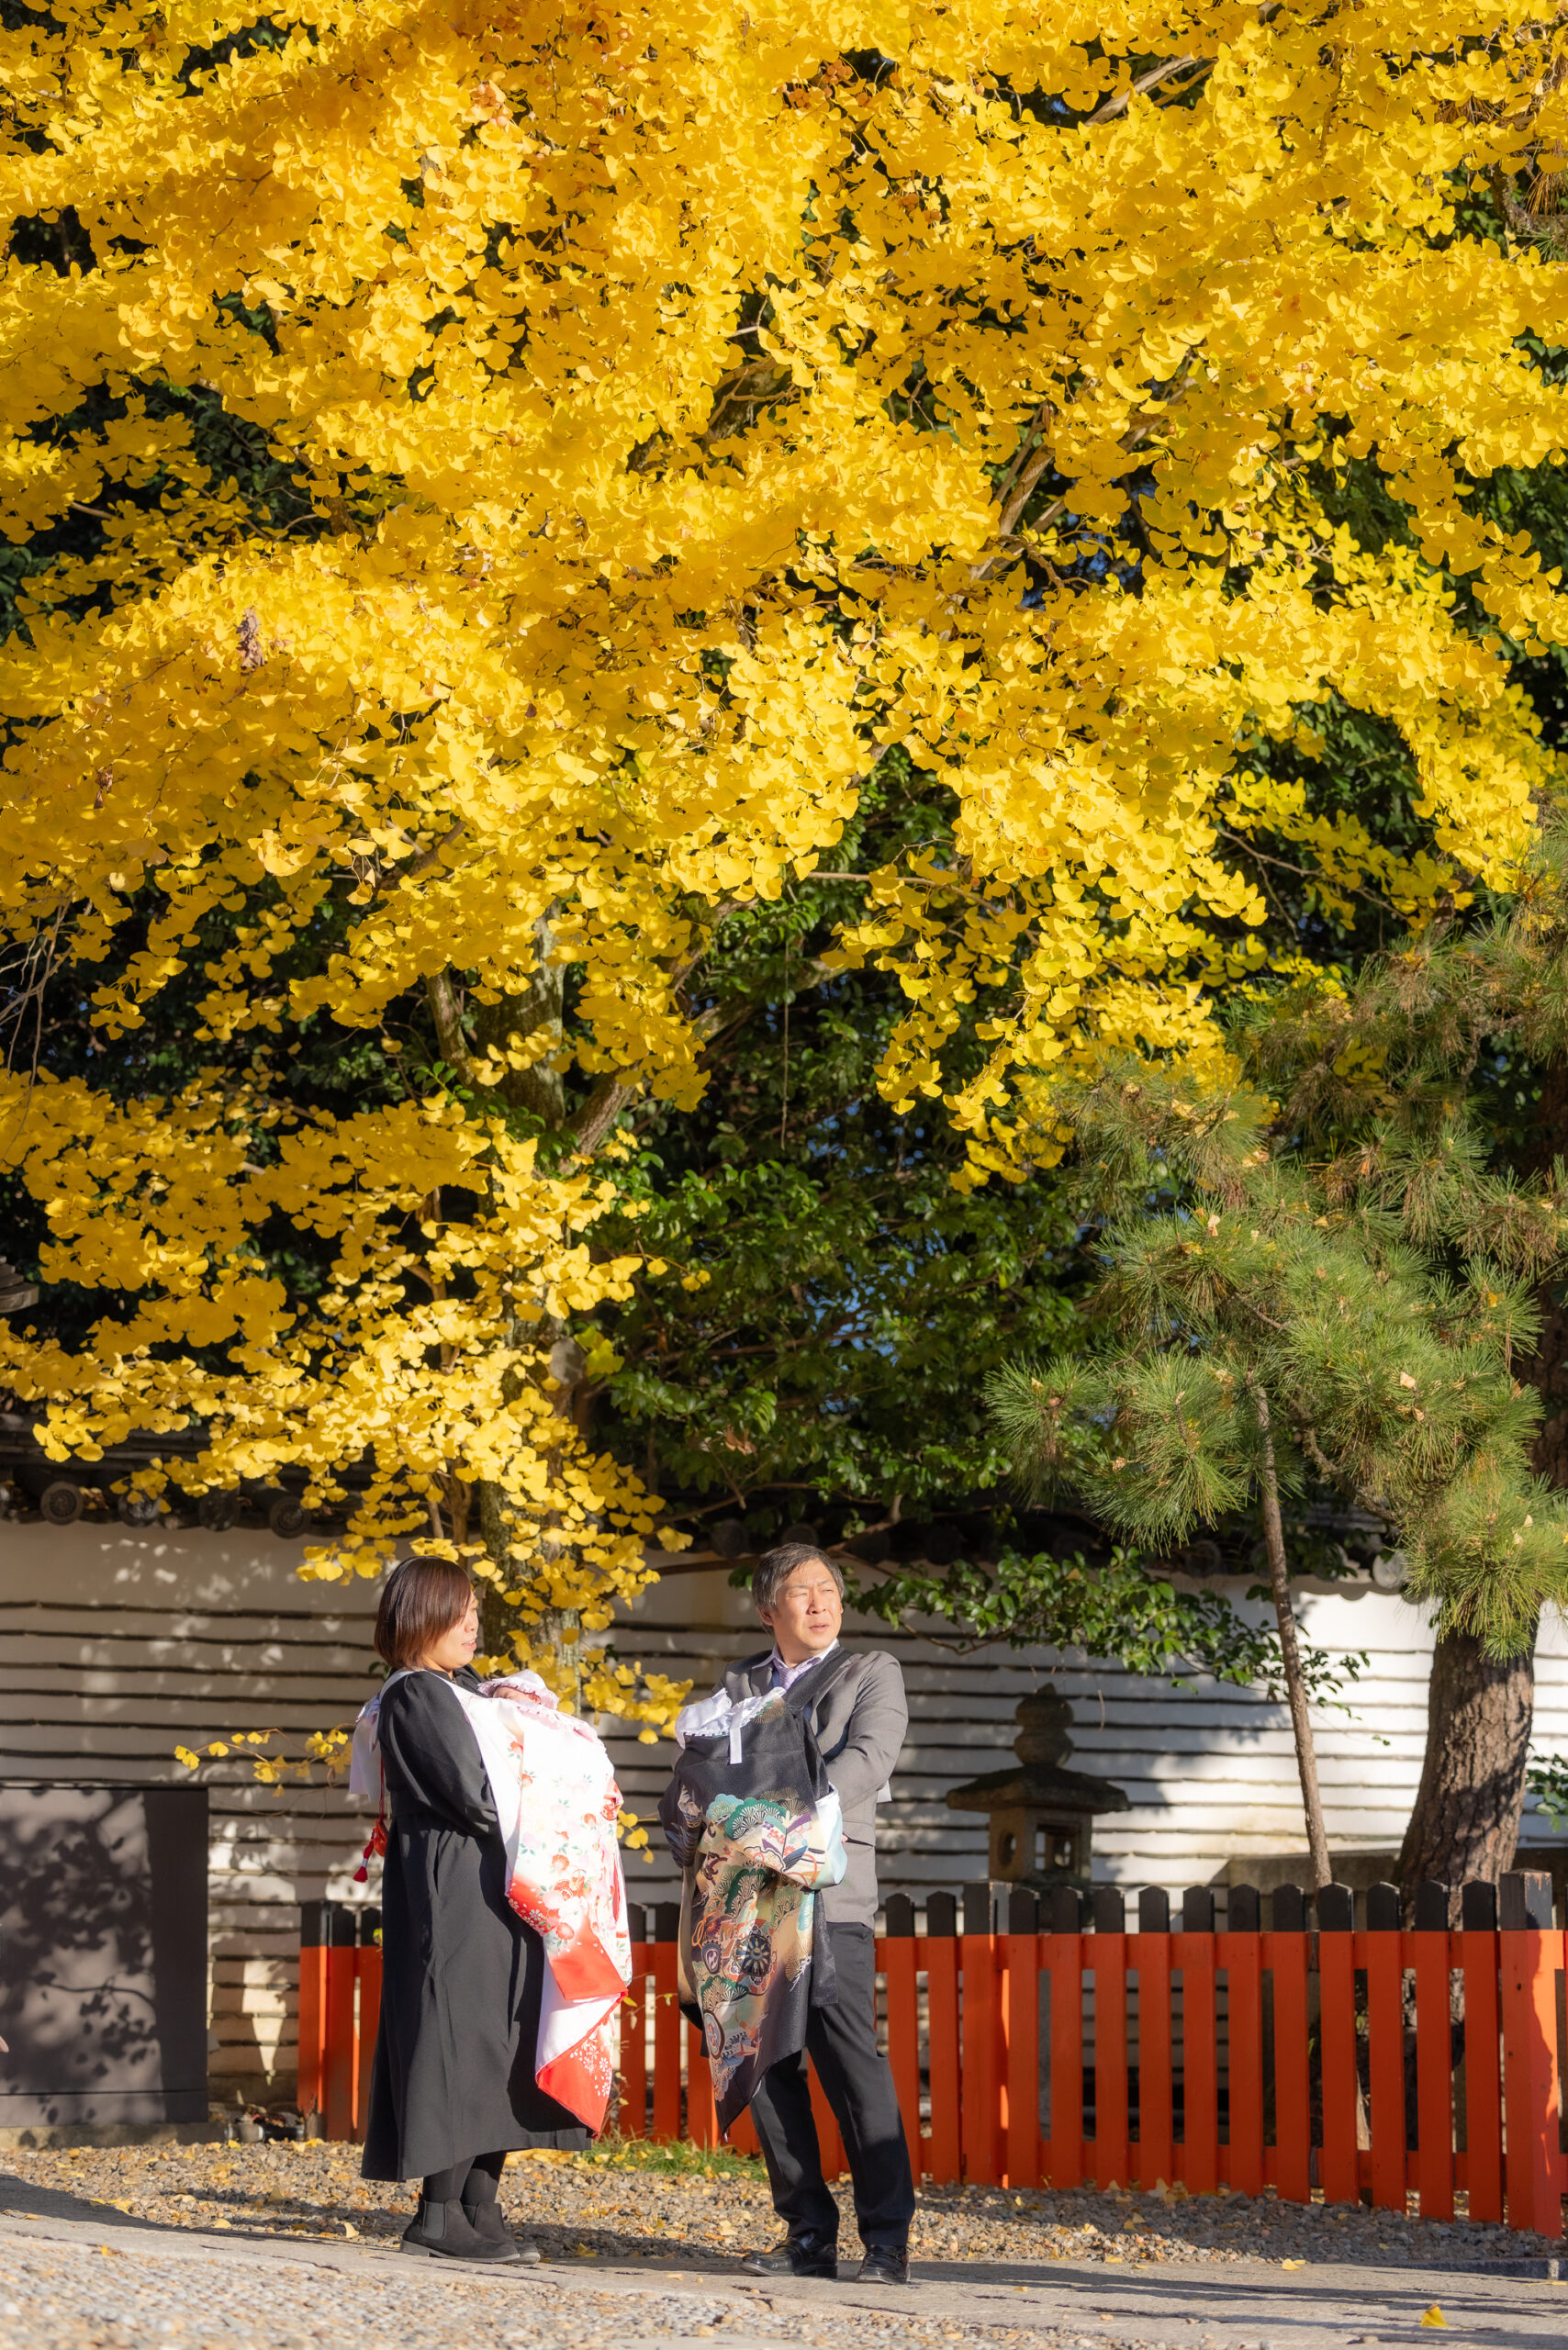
{"left": 716, "top": 1540, "right": 915, "bottom": 2288}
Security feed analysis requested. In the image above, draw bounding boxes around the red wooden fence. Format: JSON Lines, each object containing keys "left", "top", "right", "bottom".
{"left": 299, "top": 1872, "right": 1566, "bottom": 2234}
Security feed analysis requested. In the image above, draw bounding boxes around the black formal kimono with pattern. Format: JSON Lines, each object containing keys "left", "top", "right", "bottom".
{"left": 360, "top": 1667, "right": 588, "bottom": 2181}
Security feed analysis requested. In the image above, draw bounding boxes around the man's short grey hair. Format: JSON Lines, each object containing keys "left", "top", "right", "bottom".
{"left": 752, "top": 1541, "right": 844, "bottom": 1617}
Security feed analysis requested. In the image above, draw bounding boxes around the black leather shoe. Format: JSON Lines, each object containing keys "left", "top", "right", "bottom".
{"left": 741, "top": 2232, "right": 838, "bottom": 2278}
{"left": 400, "top": 2195, "right": 521, "bottom": 2262}
{"left": 462, "top": 2196, "right": 540, "bottom": 2264}
{"left": 853, "top": 2245, "right": 912, "bottom": 2286}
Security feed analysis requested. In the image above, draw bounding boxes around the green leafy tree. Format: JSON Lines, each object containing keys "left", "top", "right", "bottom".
{"left": 587, "top": 761, "right": 1091, "bottom": 1539}
{"left": 850, "top": 1539, "right": 1362, "bottom": 1708}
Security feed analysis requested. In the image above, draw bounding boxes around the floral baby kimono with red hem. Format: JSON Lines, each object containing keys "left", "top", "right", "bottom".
{"left": 482, "top": 1679, "right": 631, "bottom": 2130}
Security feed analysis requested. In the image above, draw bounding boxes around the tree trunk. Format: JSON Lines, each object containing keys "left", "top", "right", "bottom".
{"left": 1395, "top": 1628, "right": 1535, "bottom": 1887}
{"left": 1394, "top": 1056, "right": 1568, "bottom": 1886}
{"left": 471, "top": 917, "right": 567, "bottom": 1126}
{"left": 1252, "top": 1382, "right": 1334, "bottom": 1889}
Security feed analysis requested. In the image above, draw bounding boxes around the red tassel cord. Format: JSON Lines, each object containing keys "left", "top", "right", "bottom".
{"left": 353, "top": 1754, "right": 388, "bottom": 1884}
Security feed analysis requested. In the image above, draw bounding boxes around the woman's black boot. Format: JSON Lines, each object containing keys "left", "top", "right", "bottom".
{"left": 461, "top": 2191, "right": 541, "bottom": 2265}
{"left": 400, "top": 2195, "right": 521, "bottom": 2262}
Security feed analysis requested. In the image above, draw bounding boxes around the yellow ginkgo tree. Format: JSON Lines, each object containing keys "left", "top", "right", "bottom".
{"left": 3, "top": 0, "right": 1568, "bottom": 1744}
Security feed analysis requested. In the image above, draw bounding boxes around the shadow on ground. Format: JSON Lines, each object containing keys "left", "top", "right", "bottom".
{"left": 0, "top": 2171, "right": 166, "bottom": 2229}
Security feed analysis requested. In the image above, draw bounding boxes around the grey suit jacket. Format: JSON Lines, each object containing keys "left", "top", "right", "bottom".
{"left": 721, "top": 1646, "right": 908, "bottom": 1929}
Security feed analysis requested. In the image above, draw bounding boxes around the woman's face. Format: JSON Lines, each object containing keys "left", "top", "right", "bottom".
{"left": 418, "top": 1591, "right": 480, "bottom": 1674}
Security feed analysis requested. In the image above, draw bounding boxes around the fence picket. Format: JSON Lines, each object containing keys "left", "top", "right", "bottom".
{"left": 1004, "top": 1889, "right": 1041, "bottom": 2190}
{"left": 1317, "top": 1886, "right": 1360, "bottom": 2206}
{"left": 651, "top": 1904, "right": 682, "bottom": 2143}
{"left": 620, "top": 1933, "right": 648, "bottom": 2141}
{"left": 961, "top": 1885, "right": 1000, "bottom": 2186}
{"left": 1500, "top": 1874, "right": 1561, "bottom": 2239}
{"left": 1046, "top": 1890, "right": 1084, "bottom": 2189}
{"left": 1365, "top": 1887, "right": 1407, "bottom": 2213}
{"left": 1267, "top": 1889, "right": 1311, "bottom": 2205}
{"left": 323, "top": 1905, "right": 358, "bottom": 2144}
{"left": 1178, "top": 1890, "right": 1218, "bottom": 2195}
{"left": 297, "top": 1902, "right": 328, "bottom": 2125}
{"left": 1135, "top": 1890, "right": 1172, "bottom": 2191}
{"left": 1224, "top": 1887, "right": 1264, "bottom": 2198}
{"left": 1460, "top": 1882, "right": 1505, "bottom": 2224}
{"left": 1092, "top": 1888, "right": 1129, "bottom": 2190}
{"left": 883, "top": 1894, "right": 924, "bottom": 2180}
{"left": 1411, "top": 1887, "right": 1453, "bottom": 2224}
{"left": 926, "top": 1892, "right": 962, "bottom": 2185}
{"left": 353, "top": 1915, "right": 381, "bottom": 2145}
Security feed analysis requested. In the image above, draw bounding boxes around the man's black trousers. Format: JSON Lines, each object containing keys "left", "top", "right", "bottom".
{"left": 745, "top": 1920, "right": 916, "bottom": 2251}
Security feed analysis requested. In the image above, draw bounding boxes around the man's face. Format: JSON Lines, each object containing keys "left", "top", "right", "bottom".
{"left": 758, "top": 1559, "right": 844, "bottom": 1663}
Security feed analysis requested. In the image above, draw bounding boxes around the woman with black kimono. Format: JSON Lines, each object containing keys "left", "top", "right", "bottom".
{"left": 358, "top": 1557, "right": 588, "bottom": 2263}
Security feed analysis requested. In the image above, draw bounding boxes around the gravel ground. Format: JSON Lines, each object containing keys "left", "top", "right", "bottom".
{"left": 0, "top": 2138, "right": 1558, "bottom": 2273}
{"left": 0, "top": 2231, "right": 1061, "bottom": 2349}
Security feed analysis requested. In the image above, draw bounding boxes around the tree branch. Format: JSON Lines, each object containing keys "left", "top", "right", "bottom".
{"left": 967, "top": 358, "right": 1194, "bottom": 588}
{"left": 424, "top": 970, "right": 472, "bottom": 1083}
{"left": 991, "top": 401, "right": 1057, "bottom": 538}
{"left": 1215, "top": 825, "right": 1391, "bottom": 915}
{"left": 1089, "top": 54, "right": 1210, "bottom": 123}
{"left": 401, "top": 820, "right": 468, "bottom": 881}
{"left": 566, "top": 1071, "right": 637, "bottom": 1158}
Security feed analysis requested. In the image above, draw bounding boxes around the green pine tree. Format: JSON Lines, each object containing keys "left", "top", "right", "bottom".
{"left": 1237, "top": 843, "right": 1568, "bottom": 1881}
{"left": 987, "top": 1067, "right": 1568, "bottom": 1888}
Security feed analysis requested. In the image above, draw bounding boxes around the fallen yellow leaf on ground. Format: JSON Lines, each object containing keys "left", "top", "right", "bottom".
{"left": 1421, "top": 2306, "right": 1448, "bottom": 2328}
{"left": 1282, "top": 2258, "right": 1305, "bottom": 2269}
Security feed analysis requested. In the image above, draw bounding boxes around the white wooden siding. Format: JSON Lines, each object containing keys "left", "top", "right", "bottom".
{"left": 5, "top": 1524, "right": 1568, "bottom": 2103}
{"left": 601, "top": 1567, "right": 1568, "bottom": 1901}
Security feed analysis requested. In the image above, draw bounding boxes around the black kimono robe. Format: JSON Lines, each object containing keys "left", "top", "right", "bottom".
{"left": 360, "top": 1666, "right": 588, "bottom": 2181}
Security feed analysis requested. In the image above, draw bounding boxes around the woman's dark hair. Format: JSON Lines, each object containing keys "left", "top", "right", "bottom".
{"left": 375, "top": 1558, "right": 475, "bottom": 1672}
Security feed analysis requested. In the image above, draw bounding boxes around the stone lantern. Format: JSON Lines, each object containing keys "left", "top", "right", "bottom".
{"left": 0, "top": 1259, "right": 38, "bottom": 1315}
{"left": 946, "top": 1688, "right": 1129, "bottom": 1886}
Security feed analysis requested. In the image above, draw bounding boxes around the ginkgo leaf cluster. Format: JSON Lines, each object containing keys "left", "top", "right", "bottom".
{"left": 0, "top": 1056, "right": 685, "bottom": 1728}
